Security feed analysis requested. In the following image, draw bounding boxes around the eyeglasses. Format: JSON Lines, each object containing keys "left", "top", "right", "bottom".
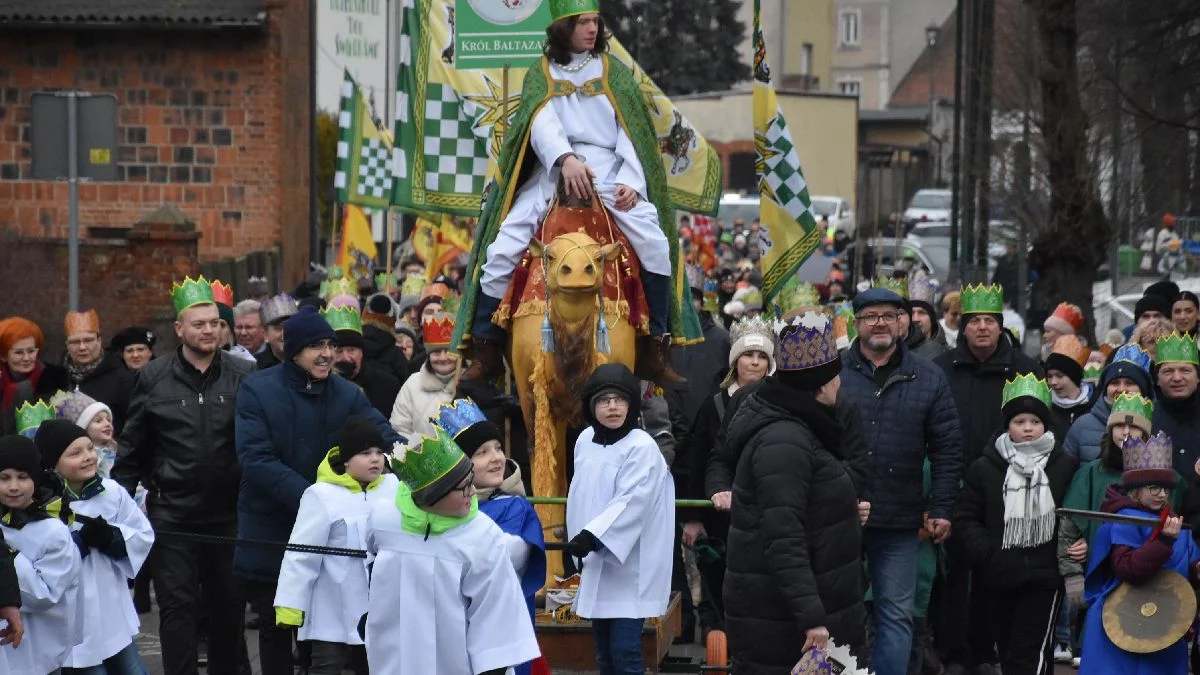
{"left": 594, "top": 394, "right": 629, "bottom": 407}
{"left": 456, "top": 471, "right": 475, "bottom": 498}
{"left": 856, "top": 312, "right": 899, "bottom": 326}
{"left": 1144, "top": 486, "right": 1170, "bottom": 496}
{"left": 308, "top": 340, "right": 337, "bottom": 352}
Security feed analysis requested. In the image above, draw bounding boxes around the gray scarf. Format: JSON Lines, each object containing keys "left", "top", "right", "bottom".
{"left": 993, "top": 431, "right": 1057, "bottom": 549}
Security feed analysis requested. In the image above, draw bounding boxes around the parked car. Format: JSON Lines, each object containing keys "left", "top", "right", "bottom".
{"left": 716, "top": 193, "right": 855, "bottom": 248}
{"left": 837, "top": 237, "right": 947, "bottom": 283}
{"left": 716, "top": 193, "right": 760, "bottom": 228}
{"left": 902, "top": 189, "right": 952, "bottom": 230}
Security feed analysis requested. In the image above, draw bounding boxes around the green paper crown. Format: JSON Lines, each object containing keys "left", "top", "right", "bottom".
{"left": 550, "top": 0, "right": 600, "bottom": 21}
{"left": 1001, "top": 373, "right": 1052, "bottom": 410}
{"left": 391, "top": 427, "right": 468, "bottom": 494}
{"left": 772, "top": 277, "right": 821, "bottom": 313}
{"left": 321, "top": 277, "right": 358, "bottom": 302}
{"left": 15, "top": 400, "right": 55, "bottom": 437}
{"left": 1083, "top": 362, "right": 1103, "bottom": 380}
{"left": 1156, "top": 332, "right": 1200, "bottom": 365}
{"left": 321, "top": 305, "right": 362, "bottom": 334}
{"left": 875, "top": 276, "right": 909, "bottom": 300}
{"left": 960, "top": 283, "right": 1004, "bottom": 315}
{"left": 171, "top": 276, "right": 216, "bottom": 316}
{"left": 399, "top": 274, "right": 426, "bottom": 299}
{"left": 1110, "top": 393, "right": 1154, "bottom": 422}
{"left": 375, "top": 272, "right": 394, "bottom": 291}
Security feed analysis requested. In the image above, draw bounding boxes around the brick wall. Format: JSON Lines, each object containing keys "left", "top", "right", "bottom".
{"left": 0, "top": 6, "right": 310, "bottom": 274}
{"left": 0, "top": 217, "right": 200, "bottom": 363}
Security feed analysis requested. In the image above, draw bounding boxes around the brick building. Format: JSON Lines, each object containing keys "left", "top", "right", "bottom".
{"left": 0, "top": 0, "right": 313, "bottom": 352}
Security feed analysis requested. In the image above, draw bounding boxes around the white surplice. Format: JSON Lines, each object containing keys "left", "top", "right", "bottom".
{"left": 364, "top": 500, "right": 541, "bottom": 674}
{"left": 1, "top": 517, "right": 82, "bottom": 675}
{"left": 62, "top": 478, "right": 155, "bottom": 667}
{"left": 480, "top": 52, "right": 670, "bottom": 299}
{"left": 566, "top": 427, "right": 674, "bottom": 619}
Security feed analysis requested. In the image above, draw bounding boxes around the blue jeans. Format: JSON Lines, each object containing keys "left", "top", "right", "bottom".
{"left": 62, "top": 641, "right": 148, "bottom": 674}
{"left": 864, "top": 528, "right": 919, "bottom": 675}
{"left": 592, "top": 617, "right": 645, "bottom": 675}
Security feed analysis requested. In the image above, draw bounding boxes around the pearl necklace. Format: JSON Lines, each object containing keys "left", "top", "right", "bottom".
{"left": 559, "top": 52, "right": 594, "bottom": 73}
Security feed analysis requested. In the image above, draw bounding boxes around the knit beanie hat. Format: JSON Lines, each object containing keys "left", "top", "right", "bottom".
{"left": 1135, "top": 293, "right": 1174, "bottom": 322}
{"left": 362, "top": 293, "right": 397, "bottom": 334}
{"left": 51, "top": 390, "right": 112, "bottom": 430}
{"left": 1107, "top": 393, "right": 1153, "bottom": 438}
{"left": 33, "top": 419, "right": 88, "bottom": 471}
{"left": 284, "top": 306, "right": 338, "bottom": 361}
{"left": 1044, "top": 335, "right": 1090, "bottom": 387}
{"left": 0, "top": 435, "right": 43, "bottom": 486}
{"left": 332, "top": 415, "right": 386, "bottom": 474}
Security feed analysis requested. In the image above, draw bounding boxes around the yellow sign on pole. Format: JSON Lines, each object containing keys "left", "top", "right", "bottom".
{"left": 89, "top": 148, "right": 111, "bottom": 165}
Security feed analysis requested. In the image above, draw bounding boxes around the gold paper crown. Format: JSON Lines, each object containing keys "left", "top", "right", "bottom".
{"left": 64, "top": 309, "right": 100, "bottom": 337}
{"left": 321, "top": 277, "right": 358, "bottom": 302}
{"left": 1050, "top": 335, "right": 1090, "bottom": 367}
{"left": 960, "top": 283, "right": 1004, "bottom": 314}
{"left": 1001, "top": 373, "right": 1052, "bottom": 410}
{"left": 171, "top": 276, "right": 216, "bottom": 315}
{"left": 399, "top": 274, "right": 426, "bottom": 299}
{"left": 874, "top": 276, "right": 909, "bottom": 300}
{"left": 1156, "top": 332, "right": 1200, "bottom": 365}
{"left": 772, "top": 277, "right": 821, "bottom": 314}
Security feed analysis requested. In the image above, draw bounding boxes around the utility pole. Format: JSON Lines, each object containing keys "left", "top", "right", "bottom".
{"left": 960, "top": 0, "right": 978, "bottom": 281}
{"left": 950, "top": 0, "right": 964, "bottom": 282}
{"left": 974, "top": 0, "right": 995, "bottom": 276}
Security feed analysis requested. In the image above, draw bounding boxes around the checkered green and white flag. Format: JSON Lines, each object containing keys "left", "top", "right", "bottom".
{"left": 391, "top": 0, "right": 496, "bottom": 216}
{"left": 334, "top": 69, "right": 394, "bottom": 210}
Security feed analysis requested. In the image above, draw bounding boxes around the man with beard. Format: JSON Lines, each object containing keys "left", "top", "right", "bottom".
{"left": 113, "top": 277, "right": 254, "bottom": 675}
{"left": 323, "top": 304, "right": 401, "bottom": 417}
{"left": 839, "top": 287, "right": 961, "bottom": 675}
{"left": 63, "top": 309, "right": 135, "bottom": 435}
{"left": 234, "top": 305, "right": 400, "bottom": 675}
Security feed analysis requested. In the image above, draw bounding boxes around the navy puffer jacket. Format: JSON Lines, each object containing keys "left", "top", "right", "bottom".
{"left": 841, "top": 341, "right": 963, "bottom": 529}
{"left": 1062, "top": 359, "right": 1153, "bottom": 463}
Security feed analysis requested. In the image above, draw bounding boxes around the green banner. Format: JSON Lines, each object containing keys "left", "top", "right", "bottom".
{"left": 453, "top": 0, "right": 552, "bottom": 70}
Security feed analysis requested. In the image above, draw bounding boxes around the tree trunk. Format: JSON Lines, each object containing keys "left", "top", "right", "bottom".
{"left": 1026, "top": 0, "right": 1110, "bottom": 341}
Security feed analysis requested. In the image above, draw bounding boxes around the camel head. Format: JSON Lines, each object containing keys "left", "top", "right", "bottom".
{"left": 530, "top": 232, "right": 622, "bottom": 296}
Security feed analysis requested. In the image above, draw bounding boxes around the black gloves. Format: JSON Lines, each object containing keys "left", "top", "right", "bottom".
{"left": 79, "top": 516, "right": 115, "bottom": 550}
{"left": 357, "top": 613, "right": 368, "bottom": 641}
{"left": 564, "top": 530, "right": 600, "bottom": 558}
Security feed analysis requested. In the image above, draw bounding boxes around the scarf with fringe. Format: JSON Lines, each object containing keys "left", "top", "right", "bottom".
{"left": 994, "top": 431, "right": 1056, "bottom": 549}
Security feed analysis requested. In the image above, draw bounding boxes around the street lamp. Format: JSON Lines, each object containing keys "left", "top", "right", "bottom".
{"left": 926, "top": 22, "right": 942, "bottom": 186}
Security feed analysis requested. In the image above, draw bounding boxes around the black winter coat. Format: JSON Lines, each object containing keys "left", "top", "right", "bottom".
{"left": 113, "top": 350, "right": 254, "bottom": 523}
{"left": 678, "top": 389, "right": 732, "bottom": 534}
{"left": 668, "top": 312, "right": 731, "bottom": 436}
{"left": 349, "top": 361, "right": 402, "bottom": 418}
{"left": 255, "top": 348, "right": 280, "bottom": 371}
{"left": 954, "top": 442, "right": 1076, "bottom": 591}
{"left": 73, "top": 351, "right": 136, "bottom": 436}
{"left": 722, "top": 378, "right": 867, "bottom": 674}
{"left": 361, "top": 324, "right": 409, "bottom": 382}
{"left": 841, "top": 341, "right": 962, "bottom": 529}
{"left": 933, "top": 336, "right": 1041, "bottom": 468}
{"left": 0, "top": 362, "right": 69, "bottom": 435}
{"left": 1152, "top": 392, "right": 1200, "bottom": 478}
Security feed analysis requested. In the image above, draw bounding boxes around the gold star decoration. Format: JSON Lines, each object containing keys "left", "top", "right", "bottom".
{"left": 462, "top": 74, "right": 523, "bottom": 158}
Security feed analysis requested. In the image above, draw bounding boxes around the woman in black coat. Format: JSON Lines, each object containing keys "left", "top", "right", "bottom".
{"left": 722, "top": 313, "right": 866, "bottom": 674}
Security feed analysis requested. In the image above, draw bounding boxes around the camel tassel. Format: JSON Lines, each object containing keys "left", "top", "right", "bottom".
{"left": 596, "top": 294, "right": 611, "bottom": 354}
{"left": 541, "top": 309, "right": 555, "bottom": 353}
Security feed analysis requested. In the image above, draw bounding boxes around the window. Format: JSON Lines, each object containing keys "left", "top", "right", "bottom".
{"left": 839, "top": 9, "right": 860, "bottom": 46}
{"left": 800, "top": 43, "right": 813, "bottom": 75}
{"left": 837, "top": 79, "right": 861, "bottom": 97}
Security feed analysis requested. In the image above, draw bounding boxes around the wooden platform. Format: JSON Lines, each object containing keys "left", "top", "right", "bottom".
{"left": 535, "top": 592, "right": 682, "bottom": 672}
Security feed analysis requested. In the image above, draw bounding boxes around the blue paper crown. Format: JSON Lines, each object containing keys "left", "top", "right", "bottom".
{"left": 430, "top": 398, "right": 488, "bottom": 439}
{"left": 1112, "top": 344, "right": 1152, "bottom": 373}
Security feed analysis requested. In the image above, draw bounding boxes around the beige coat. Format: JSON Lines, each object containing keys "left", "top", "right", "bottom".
{"left": 389, "top": 362, "right": 457, "bottom": 443}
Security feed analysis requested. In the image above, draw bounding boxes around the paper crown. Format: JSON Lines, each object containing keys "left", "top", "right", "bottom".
{"left": 1046, "top": 302, "right": 1085, "bottom": 334}
{"left": 702, "top": 279, "right": 719, "bottom": 314}
{"left": 64, "top": 309, "right": 100, "bottom": 336}
{"left": 874, "top": 276, "right": 909, "bottom": 300}
{"left": 686, "top": 265, "right": 706, "bottom": 293}
{"left": 738, "top": 287, "right": 763, "bottom": 311}
{"left": 15, "top": 400, "right": 55, "bottom": 438}
{"left": 1156, "top": 332, "right": 1200, "bottom": 366}
{"left": 1050, "top": 335, "right": 1090, "bottom": 367}
{"left": 210, "top": 280, "right": 234, "bottom": 308}
{"left": 960, "top": 283, "right": 1004, "bottom": 314}
{"left": 908, "top": 273, "right": 938, "bottom": 306}
{"left": 833, "top": 301, "right": 858, "bottom": 341}
{"left": 421, "top": 281, "right": 452, "bottom": 301}
{"left": 390, "top": 427, "right": 468, "bottom": 494}
{"left": 1001, "top": 373, "right": 1052, "bottom": 410}
{"left": 49, "top": 389, "right": 99, "bottom": 426}
{"left": 1110, "top": 393, "right": 1154, "bottom": 424}
{"left": 1121, "top": 431, "right": 1176, "bottom": 487}
{"left": 550, "top": 0, "right": 600, "bottom": 21}
{"left": 322, "top": 305, "right": 363, "bottom": 334}
{"left": 1083, "top": 362, "right": 1103, "bottom": 381}
{"left": 730, "top": 315, "right": 775, "bottom": 348}
{"left": 431, "top": 398, "right": 488, "bottom": 439}
{"left": 375, "top": 271, "right": 394, "bottom": 291}
{"left": 399, "top": 274, "right": 426, "bottom": 300}
{"left": 422, "top": 312, "right": 456, "bottom": 350}
{"left": 772, "top": 277, "right": 821, "bottom": 314}
{"left": 261, "top": 293, "right": 299, "bottom": 325}
{"left": 171, "top": 276, "right": 216, "bottom": 315}
{"left": 321, "top": 277, "right": 358, "bottom": 302}
{"left": 328, "top": 294, "right": 360, "bottom": 310}
{"left": 1112, "top": 343, "right": 1153, "bottom": 372}
{"left": 774, "top": 311, "right": 839, "bottom": 372}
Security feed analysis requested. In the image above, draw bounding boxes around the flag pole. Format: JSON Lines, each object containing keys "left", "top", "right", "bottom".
{"left": 385, "top": 208, "right": 395, "bottom": 291}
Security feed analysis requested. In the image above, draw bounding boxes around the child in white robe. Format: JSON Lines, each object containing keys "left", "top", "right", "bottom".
{"left": 364, "top": 426, "right": 541, "bottom": 675}
{"left": 35, "top": 418, "right": 154, "bottom": 673}
{"left": 565, "top": 363, "right": 675, "bottom": 675}
{"left": 0, "top": 432, "right": 82, "bottom": 675}
{"left": 274, "top": 416, "right": 400, "bottom": 674}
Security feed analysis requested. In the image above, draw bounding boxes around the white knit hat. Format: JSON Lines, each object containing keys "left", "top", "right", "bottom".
{"left": 722, "top": 316, "right": 777, "bottom": 388}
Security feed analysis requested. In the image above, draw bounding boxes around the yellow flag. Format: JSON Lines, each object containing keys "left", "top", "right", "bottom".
{"left": 338, "top": 204, "right": 378, "bottom": 283}
{"left": 753, "top": 0, "right": 821, "bottom": 304}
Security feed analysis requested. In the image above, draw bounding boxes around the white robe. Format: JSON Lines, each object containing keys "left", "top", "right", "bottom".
{"left": 480, "top": 52, "right": 670, "bottom": 299}
{"left": 275, "top": 474, "right": 400, "bottom": 645}
{"left": 62, "top": 478, "right": 155, "bottom": 667}
{"left": 364, "top": 500, "right": 541, "bottom": 674}
{"left": 566, "top": 427, "right": 674, "bottom": 619}
{"left": 1, "top": 517, "right": 82, "bottom": 675}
